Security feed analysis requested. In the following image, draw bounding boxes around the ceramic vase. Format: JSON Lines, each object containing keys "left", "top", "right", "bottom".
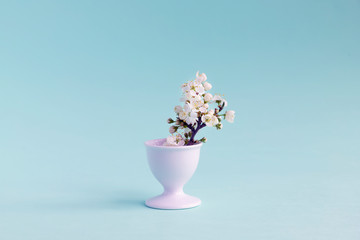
{"left": 144, "top": 138, "right": 202, "bottom": 210}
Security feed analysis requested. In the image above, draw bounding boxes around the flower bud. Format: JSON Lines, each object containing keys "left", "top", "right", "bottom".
{"left": 199, "top": 137, "right": 207, "bottom": 143}
{"left": 167, "top": 118, "right": 174, "bottom": 124}
{"left": 203, "top": 93, "right": 213, "bottom": 102}
{"left": 203, "top": 82, "right": 212, "bottom": 91}
{"left": 169, "top": 126, "right": 178, "bottom": 134}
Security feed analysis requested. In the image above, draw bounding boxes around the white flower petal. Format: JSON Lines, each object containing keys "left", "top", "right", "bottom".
{"left": 225, "top": 110, "right": 235, "bottom": 123}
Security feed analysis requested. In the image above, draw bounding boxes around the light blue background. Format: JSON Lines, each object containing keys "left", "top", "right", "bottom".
{"left": 1, "top": 0, "right": 359, "bottom": 239}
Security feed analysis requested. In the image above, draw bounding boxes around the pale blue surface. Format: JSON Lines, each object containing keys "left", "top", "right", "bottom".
{"left": 1, "top": 0, "right": 360, "bottom": 239}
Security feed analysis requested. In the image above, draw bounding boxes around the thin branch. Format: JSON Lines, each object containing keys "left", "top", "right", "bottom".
{"left": 180, "top": 118, "right": 195, "bottom": 132}
{"left": 188, "top": 116, "right": 206, "bottom": 144}
{"left": 178, "top": 106, "right": 224, "bottom": 145}
{"left": 217, "top": 102, "right": 225, "bottom": 115}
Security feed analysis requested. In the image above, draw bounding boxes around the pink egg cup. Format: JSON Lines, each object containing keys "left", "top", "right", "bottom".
{"left": 144, "top": 138, "right": 202, "bottom": 210}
